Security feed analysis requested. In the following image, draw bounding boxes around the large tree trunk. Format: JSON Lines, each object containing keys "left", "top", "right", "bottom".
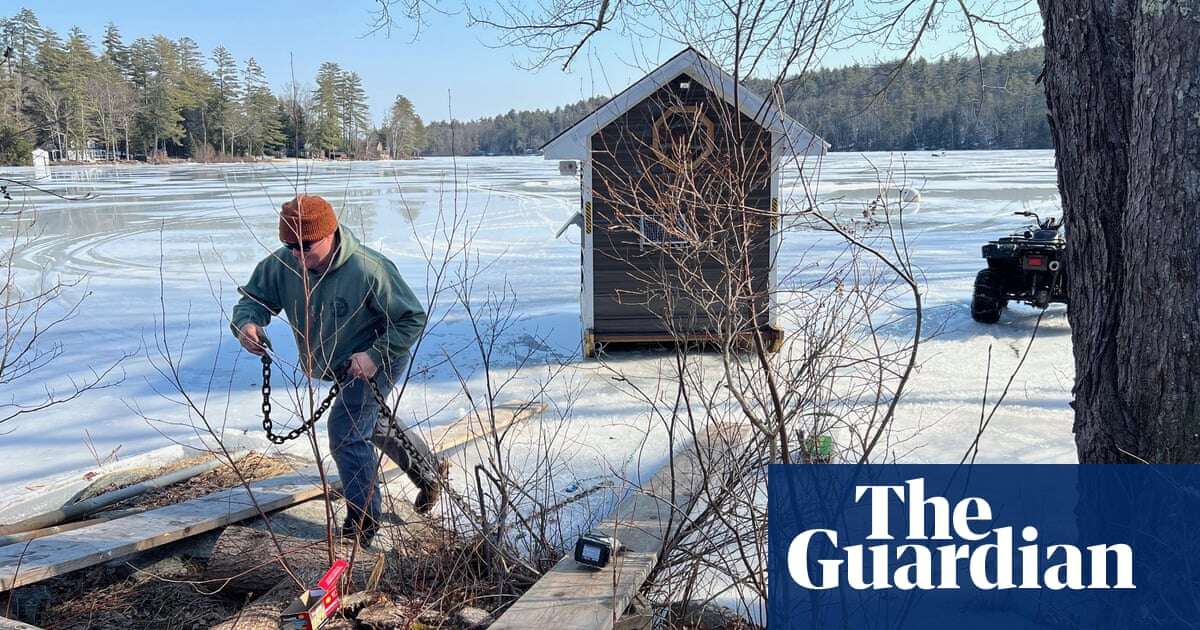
{"left": 1121, "top": 4, "right": 1200, "bottom": 461}
{"left": 204, "top": 525, "right": 379, "bottom": 596}
{"left": 210, "top": 568, "right": 322, "bottom": 630}
{"left": 1041, "top": 1, "right": 1200, "bottom": 462}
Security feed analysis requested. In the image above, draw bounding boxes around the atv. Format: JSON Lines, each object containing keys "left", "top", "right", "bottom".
{"left": 971, "top": 211, "right": 1067, "bottom": 323}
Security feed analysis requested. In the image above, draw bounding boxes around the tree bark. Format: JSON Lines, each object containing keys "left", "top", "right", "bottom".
{"left": 210, "top": 569, "right": 322, "bottom": 630}
{"left": 1120, "top": 3, "right": 1200, "bottom": 461}
{"left": 203, "top": 525, "right": 378, "bottom": 596}
{"left": 1041, "top": 1, "right": 1200, "bottom": 462}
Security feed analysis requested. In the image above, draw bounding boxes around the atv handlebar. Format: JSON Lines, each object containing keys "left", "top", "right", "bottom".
{"left": 1014, "top": 210, "right": 1062, "bottom": 232}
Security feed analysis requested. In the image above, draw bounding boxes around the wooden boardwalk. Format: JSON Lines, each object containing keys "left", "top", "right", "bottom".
{"left": 0, "top": 401, "right": 546, "bottom": 591}
{"left": 491, "top": 429, "right": 730, "bottom": 630}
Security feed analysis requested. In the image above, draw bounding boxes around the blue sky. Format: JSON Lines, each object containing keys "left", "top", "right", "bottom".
{"left": 16, "top": 1, "right": 1039, "bottom": 124}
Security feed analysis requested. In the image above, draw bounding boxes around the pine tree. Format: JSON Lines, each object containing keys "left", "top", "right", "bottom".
{"left": 208, "top": 46, "right": 240, "bottom": 155}
{"left": 134, "top": 36, "right": 185, "bottom": 155}
{"left": 92, "top": 24, "right": 136, "bottom": 159}
{"left": 30, "top": 26, "right": 69, "bottom": 156}
{"left": 385, "top": 94, "right": 423, "bottom": 158}
{"left": 6, "top": 9, "right": 45, "bottom": 73}
{"left": 277, "top": 82, "right": 308, "bottom": 157}
{"left": 335, "top": 70, "right": 369, "bottom": 154}
{"left": 0, "top": 12, "right": 37, "bottom": 162}
{"left": 312, "top": 62, "right": 341, "bottom": 156}
{"left": 100, "top": 22, "right": 130, "bottom": 79}
{"left": 173, "top": 36, "right": 211, "bottom": 152}
{"left": 241, "top": 57, "right": 282, "bottom": 156}
{"left": 62, "top": 27, "right": 97, "bottom": 158}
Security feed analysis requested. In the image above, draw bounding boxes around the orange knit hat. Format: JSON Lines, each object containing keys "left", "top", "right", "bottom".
{"left": 279, "top": 195, "right": 338, "bottom": 243}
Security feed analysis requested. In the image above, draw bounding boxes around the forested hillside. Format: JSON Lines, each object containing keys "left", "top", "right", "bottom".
{"left": 423, "top": 47, "right": 1049, "bottom": 154}
{"left": 764, "top": 47, "right": 1049, "bottom": 151}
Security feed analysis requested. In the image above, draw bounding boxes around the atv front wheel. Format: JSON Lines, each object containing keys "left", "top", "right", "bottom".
{"left": 971, "top": 269, "right": 1005, "bottom": 323}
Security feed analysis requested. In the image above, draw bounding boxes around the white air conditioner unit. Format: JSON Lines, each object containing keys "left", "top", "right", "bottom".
{"left": 559, "top": 160, "right": 579, "bottom": 176}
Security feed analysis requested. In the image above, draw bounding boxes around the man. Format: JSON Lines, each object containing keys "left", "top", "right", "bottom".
{"left": 231, "top": 194, "right": 445, "bottom": 547}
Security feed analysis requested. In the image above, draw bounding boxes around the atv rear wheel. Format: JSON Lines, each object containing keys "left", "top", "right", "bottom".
{"left": 971, "top": 269, "right": 1005, "bottom": 323}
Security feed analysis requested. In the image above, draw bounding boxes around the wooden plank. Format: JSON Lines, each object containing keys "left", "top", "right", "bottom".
{"left": 0, "top": 617, "right": 44, "bottom": 630}
{"left": 0, "top": 400, "right": 546, "bottom": 591}
{"left": 593, "top": 328, "right": 780, "bottom": 347}
{"left": 0, "top": 456, "right": 233, "bottom": 536}
{"left": 491, "top": 428, "right": 732, "bottom": 630}
{"left": 428, "top": 400, "right": 545, "bottom": 453}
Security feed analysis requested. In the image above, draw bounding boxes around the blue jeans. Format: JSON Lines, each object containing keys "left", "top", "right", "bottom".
{"left": 327, "top": 359, "right": 437, "bottom": 527}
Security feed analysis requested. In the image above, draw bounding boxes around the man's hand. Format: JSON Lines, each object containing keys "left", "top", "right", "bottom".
{"left": 348, "top": 352, "right": 378, "bottom": 381}
{"left": 238, "top": 323, "right": 268, "bottom": 356}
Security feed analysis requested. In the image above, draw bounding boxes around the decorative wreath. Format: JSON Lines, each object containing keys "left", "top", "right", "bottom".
{"left": 650, "top": 104, "right": 717, "bottom": 168}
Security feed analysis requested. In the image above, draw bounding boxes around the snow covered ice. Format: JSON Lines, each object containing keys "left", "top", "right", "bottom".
{"left": 0, "top": 151, "right": 1074, "bottom": 520}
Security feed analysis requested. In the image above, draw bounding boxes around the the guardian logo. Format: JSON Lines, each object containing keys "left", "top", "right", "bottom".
{"left": 787, "top": 478, "right": 1135, "bottom": 591}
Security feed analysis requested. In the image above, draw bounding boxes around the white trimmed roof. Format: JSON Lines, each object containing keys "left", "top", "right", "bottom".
{"left": 541, "top": 47, "right": 829, "bottom": 160}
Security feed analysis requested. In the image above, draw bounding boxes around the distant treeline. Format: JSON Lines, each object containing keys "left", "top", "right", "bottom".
{"left": 422, "top": 97, "right": 609, "bottom": 157}
{"left": 0, "top": 5, "right": 1048, "bottom": 165}
{"left": 763, "top": 46, "right": 1051, "bottom": 151}
{"left": 430, "top": 47, "right": 1050, "bottom": 155}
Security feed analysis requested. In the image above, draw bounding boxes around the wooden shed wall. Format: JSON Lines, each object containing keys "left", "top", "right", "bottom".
{"left": 590, "top": 72, "right": 774, "bottom": 337}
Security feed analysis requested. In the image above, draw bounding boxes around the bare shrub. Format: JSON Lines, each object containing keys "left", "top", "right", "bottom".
{"left": 0, "top": 197, "right": 124, "bottom": 432}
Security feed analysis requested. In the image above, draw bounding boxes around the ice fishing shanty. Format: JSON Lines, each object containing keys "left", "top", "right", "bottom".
{"left": 546, "top": 48, "right": 829, "bottom": 357}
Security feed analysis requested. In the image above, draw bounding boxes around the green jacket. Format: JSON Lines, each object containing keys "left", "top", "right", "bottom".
{"left": 230, "top": 227, "right": 426, "bottom": 380}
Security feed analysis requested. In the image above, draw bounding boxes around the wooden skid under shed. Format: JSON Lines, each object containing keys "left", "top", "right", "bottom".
{"left": 588, "top": 326, "right": 784, "bottom": 355}
{"left": 0, "top": 400, "right": 546, "bottom": 591}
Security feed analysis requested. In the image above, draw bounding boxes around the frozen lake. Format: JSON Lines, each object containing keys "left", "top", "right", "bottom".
{"left": 0, "top": 151, "right": 1075, "bottom": 511}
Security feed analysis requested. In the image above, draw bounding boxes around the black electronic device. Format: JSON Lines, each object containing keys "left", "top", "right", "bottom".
{"left": 574, "top": 533, "right": 623, "bottom": 569}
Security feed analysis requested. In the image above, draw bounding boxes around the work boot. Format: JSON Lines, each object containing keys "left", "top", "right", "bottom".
{"left": 340, "top": 514, "right": 378, "bottom": 548}
{"left": 413, "top": 460, "right": 450, "bottom": 515}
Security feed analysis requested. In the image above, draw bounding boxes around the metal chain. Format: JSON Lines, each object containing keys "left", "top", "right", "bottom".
{"left": 259, "top": 352, "right": 474, "bottom": 514}
{"left": 364, "top": 376, "right": 434, "bottom": 474}
{"left": 364, "top": 375, "right": 477, "bottom": 514}
{"left": 260, "top": 354, "right": 341, "bottom": 444}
